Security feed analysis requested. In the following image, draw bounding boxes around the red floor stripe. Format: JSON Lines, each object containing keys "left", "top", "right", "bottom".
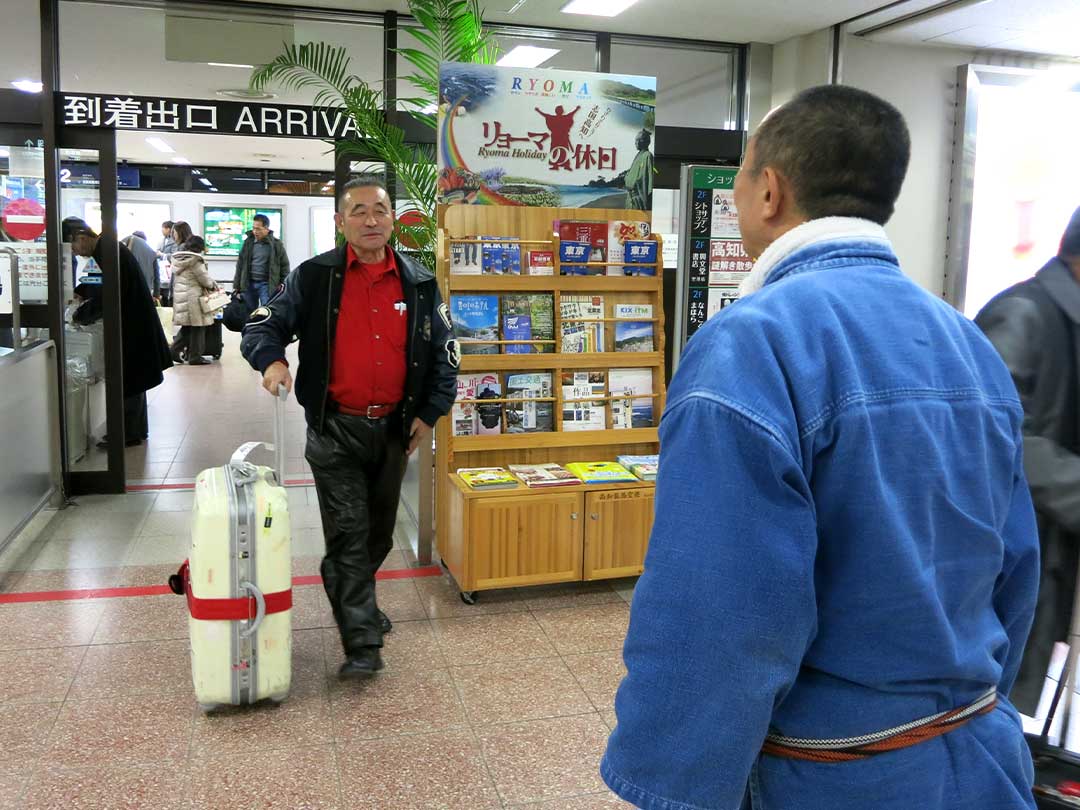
{"left": 0, "top": 565, "right": 444, "bottom": 605}
{"left": 127, "top": 479, "right": 316, "bottom": 493}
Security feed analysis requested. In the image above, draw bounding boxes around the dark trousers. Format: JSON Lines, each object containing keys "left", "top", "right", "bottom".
{"left": 170, "top": 325, "right": 205, "bottom": 360}
{"left": 306, "top": 412, "right": 407, "bottom": 655}
{"left": 124, "top": 391, "right": 148, "bottom": 441}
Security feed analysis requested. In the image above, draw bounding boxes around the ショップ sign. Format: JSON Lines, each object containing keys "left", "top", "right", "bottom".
{"left": 437, "top": 63, "right": 656, "bottom": 210}
{"left": 681, "top": 166, "right": 750, "bottom": 343}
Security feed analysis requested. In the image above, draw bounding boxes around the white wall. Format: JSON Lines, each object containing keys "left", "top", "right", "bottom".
{"left": 0, "top": 0, "right": 41, "bottom": 87}
{"left": 771, "top": 30, "right": 833, "bottom": 110}
{"left": 118, "top": 190, "right": 333, "bottom": 283}
{"left": 841, "top": 36, "right": 977, "bottom": 295}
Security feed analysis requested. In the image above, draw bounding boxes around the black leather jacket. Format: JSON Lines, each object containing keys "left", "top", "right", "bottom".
{"left": 977, "top": 257, "right": 1080, "bottom": 714}
{"left": 240, "top": 245, "right": 459, "bottom": 438}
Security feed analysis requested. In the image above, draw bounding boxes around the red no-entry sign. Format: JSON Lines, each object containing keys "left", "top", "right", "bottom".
{"left": 2, "top": 198, "right": 47, "bottom": 241}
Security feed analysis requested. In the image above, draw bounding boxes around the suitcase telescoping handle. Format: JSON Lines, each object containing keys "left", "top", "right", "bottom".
{"left": 230, "top": 384, "right": 288, "bottom": 479}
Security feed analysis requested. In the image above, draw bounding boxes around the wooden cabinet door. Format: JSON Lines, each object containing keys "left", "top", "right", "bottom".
{"left": 470, "top": 492, "right": 584, "bottom": 590}
{"left": 584, "top": 489, "right": 654, "bottom": 581}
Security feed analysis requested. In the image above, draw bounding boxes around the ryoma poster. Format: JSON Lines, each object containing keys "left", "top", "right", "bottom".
{"left": 438, "top": 63, "right": 656, "bottom": 210}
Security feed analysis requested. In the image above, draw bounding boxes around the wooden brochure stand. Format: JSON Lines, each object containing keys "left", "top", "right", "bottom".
{"left": 434, "top": 204, "right": 665, "bottom": 603}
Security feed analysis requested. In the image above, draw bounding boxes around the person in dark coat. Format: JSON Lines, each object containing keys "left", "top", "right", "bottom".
{"left": 976, "top": 205, "right": 1080, "bottom": 716}
{"left": 68, "top": 220, "right": 173, "bottom": 447}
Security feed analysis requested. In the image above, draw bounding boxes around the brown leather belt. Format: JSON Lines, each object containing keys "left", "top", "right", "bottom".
{"left": 761, "top": 687, "right": 998, "bottom": 763}
{"left": 336, "top": 403, "right": 398, "bottom": 419}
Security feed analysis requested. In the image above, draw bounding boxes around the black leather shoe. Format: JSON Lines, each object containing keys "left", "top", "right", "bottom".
{"left": 378, "top": 610, "right": 392, "bottom": 634}
{"left": 338, "top": 648, "right": 383, "bottom": 679}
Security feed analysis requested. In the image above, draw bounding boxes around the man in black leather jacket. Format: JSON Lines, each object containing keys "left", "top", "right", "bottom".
{"left": 977, "top": 206, "right": 1080, "bottom": 716}
{"left": 241, "top": 176, "right": 458, "bottom": 678}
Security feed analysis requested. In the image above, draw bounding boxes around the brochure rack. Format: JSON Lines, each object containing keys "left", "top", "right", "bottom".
{"left": 434, "top": 204, "right": 665, "bottom": 603}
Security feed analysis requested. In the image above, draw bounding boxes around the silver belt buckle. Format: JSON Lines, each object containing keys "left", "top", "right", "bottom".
{"left": 366, "top": 404, "right": 383, "bottom": 419}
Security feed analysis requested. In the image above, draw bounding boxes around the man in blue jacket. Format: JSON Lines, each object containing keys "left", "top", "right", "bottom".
{"left": 602, "top": 85, "right": 1040, "bottom": 810}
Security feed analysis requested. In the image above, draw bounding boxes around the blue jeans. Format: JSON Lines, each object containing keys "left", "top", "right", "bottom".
{"left": 243, "top": 281, "right": 270, "bottom": 310}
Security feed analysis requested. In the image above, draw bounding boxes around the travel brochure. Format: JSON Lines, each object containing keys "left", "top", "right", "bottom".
{"left": 448, "top": 219, "right": 658, "bottom": 276}
{"left": 458, "top": 459, "right": 657, "bottom": 489}
{"left": 451, "top": 368, "right": 652, "bottom": 434}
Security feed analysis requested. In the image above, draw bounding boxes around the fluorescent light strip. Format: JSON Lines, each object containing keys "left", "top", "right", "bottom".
{"left": 496, "top": 45, "right": 561, "bottom": 68}
{"left": 198, "top": 177, "right": 212, "bottom": 186}
{"left": 208, "top": 62, "right": 255, "bottom": 69}
{"left": 145, "top": 137, "right": 175, "bottom": 154}
{"left": 561, "top": 0, "right": 640, "bottom": 16}
{"left": 11, "top": 79, "right": 43, "bottom": 93}
{"left": 172, "top": 156, "right": 191, "bottom": 165}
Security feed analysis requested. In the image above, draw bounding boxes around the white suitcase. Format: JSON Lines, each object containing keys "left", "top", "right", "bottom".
{"left": 170, "top": 387, "right": 292, "bottom": 711}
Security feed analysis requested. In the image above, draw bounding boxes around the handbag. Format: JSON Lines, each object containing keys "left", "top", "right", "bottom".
{"left": 199, "top": 290, "right": 230, "bottom": 315}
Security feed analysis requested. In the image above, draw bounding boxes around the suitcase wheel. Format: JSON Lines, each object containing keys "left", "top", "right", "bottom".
{"left": 198, "top": 703, "right": 221, "bottom": 713}
{"left": 460, "top": 591, "right": 478, "bottom": 606}
{"left": 167, "top": 574, "right": 184, "bottom": 595}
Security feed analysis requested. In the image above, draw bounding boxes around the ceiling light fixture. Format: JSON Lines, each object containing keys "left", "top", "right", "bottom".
{"left": 145, "top": 137, "right": 175, "bottom": 154}
{"left": 560, "top": 0, "right": 640, "bottom": 17}
{"left": 0, "top": 148, "right": 9, "bottom": 159}
{"left": 208, "top": 62, "right": 255, "bottom": 69}
{"left": 172, "top": 156, "right": 191, "bottom": 165}
{"left": 217, "top": 88, "right": 276, "bottom": 101}
{"left": 853, "top": 0, "right": 995, "bottom": 37}
{"left": 11, "top": 79, "right": 43, "bottom": 93}
{"left": 198, "top": 177, "right": 212, "bottom": 186}
{"left": 209, "top": 187, "right": 218, "bottom": 192}
{"left": 496, "top": 45, "right": 561, "bottom": 68}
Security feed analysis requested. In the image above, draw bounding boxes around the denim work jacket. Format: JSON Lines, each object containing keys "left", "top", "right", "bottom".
{"left": 601, "top": 223, "right": 1041, "bottom": 810}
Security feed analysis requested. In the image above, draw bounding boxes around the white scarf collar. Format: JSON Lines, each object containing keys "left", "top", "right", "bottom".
{"left": 738, "top": 217, "right": 892, "bottom": 298}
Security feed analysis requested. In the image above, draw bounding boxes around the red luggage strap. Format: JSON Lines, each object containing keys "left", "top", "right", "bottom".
{"left": 172, "top": 560, "right": 292, "bottom": 622}
{"left": 761, "top": 687, "right": 998, "bottom": 763}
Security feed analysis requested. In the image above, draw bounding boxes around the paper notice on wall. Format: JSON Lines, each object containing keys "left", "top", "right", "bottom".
{"left": 710, "top": 189, "right": 740, "bottom": 239}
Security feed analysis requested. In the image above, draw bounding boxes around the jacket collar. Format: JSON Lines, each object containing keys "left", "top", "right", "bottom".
{"left": 739, "top": 217, "right": 894, "bottom": 297}
{"left": 1036, "top": 257, "right": 1080, "bottom": 324}
{"left": 313, "top": 244, "right": 435, "bottom": 285}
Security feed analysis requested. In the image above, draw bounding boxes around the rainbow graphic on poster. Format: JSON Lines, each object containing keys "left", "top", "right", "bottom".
{"left": 437, "top": 63, "right": 656, "bottom": 210}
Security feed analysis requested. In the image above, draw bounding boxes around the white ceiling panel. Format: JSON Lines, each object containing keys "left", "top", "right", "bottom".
{"left": 857, "top": 0, "right": 1080, "bottom": 58}
{"left": 235, "top": 0, "right": 888, "bottom": 45}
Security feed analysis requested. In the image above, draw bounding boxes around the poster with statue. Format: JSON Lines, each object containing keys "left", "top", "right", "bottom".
{"left": 437, "top": 63, "right": 656, "bottom": 210}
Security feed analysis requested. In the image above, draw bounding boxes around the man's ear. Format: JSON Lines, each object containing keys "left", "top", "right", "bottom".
{"left": 761, "top": 167, "right": 784, "bottom": 221}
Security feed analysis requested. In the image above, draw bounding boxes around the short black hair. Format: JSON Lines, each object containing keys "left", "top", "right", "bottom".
{"left": 1061, "top": 206, "right": 1080, "bottom": 258}
{"left": 751, "top": 85, "right": 911, "bottom": 225}
{"left": 182, "top": 235, "right": 206, "bottom": 253}
{"left": 338, "top": 175, "right": 389, "bottom": 212}
{"left": 162, "top": 220, "right": 174, "bottom": 229}
{"left": 62, "top": 217, "right": 96, "bottom": 240}
{"left": 133, "top": 230, "right": 147, "bottom": 241}
{"left": 253, "top": 214, "right": 270, "bottom": 228}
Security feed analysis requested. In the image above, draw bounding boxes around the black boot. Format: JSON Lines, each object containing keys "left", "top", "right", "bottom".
{"left": 338, "top": 647, "right": 383, "bottom": 679}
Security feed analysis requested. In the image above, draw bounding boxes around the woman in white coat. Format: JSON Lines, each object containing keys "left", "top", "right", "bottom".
{"left": 170, "top": 235, "right": 217, "bottom": 365}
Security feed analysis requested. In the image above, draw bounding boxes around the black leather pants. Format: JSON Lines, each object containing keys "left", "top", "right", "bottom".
{"left": 305, "top": 412, "right": 406, "bottom": 655}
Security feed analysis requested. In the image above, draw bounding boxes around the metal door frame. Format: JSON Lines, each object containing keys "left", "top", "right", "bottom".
{"left": 57, "top": 125, "right": 125, "bottom": 495}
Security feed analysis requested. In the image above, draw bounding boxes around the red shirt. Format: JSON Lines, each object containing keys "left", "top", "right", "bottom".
{"left": 328, "top": 245, "right": 408, "bottom": 410}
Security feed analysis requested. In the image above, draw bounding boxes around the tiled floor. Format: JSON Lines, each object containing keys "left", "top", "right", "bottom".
{"left": 0, "top": 487, "right": 638, "bottom": 809}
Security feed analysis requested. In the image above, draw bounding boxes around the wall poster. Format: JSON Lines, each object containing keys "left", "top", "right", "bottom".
{"left": 202, "top": 206, "right": 284, "bottom": 257}
{"left": 437, "top": 63, "right": 656, "bottom": 210}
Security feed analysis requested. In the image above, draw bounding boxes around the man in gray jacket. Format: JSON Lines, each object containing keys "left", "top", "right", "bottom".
{"left": 976, "top": 205, "right": 1080, "bottom": 717}
{"left": 123, "top": 231, "right": 160, "bottom": 299}
{"left": 233, "top": 213, "right": 289, "bottom": 309}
